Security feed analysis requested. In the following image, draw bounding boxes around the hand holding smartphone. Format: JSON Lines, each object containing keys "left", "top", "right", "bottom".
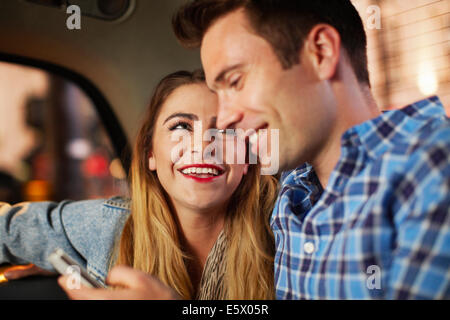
{"left": 48, "top": 248, "right": 107, "bottom": 289}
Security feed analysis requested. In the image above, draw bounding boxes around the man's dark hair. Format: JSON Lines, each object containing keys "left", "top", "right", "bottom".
{"left": 173, "top": 0, "right": 370, "bottom": 86}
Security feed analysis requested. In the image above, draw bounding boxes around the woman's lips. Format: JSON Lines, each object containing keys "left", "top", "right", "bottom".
{"left": 177, "top": 164, "right": 225, "bottom": 183}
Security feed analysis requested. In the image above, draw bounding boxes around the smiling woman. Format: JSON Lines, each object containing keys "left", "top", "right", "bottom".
{"left": 116, "top": 69, "right": 278, "bottom": 299}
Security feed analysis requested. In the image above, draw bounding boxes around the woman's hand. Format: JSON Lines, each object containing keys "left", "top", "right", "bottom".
{"left": 58, "top": 265, "right": 181, "bottom": 300}
{"left": 3, "top": 264, "right": 55, "bottom": 280}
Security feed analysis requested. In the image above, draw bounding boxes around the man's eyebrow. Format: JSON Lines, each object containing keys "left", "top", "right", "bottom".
{"left": 214, "top": 64, "right": 243, "bottom": 85}
{"left": 163, "top": 112, "right": 198, "bottom": 125}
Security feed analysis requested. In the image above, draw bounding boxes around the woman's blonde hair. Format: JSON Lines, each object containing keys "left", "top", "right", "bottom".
{"left": 114, "top": 70, "right": 278, "bottom": 299}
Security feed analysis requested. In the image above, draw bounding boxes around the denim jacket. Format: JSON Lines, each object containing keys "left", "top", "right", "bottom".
{"left": 0, "top": 196, "right": 131, "bottom": 284}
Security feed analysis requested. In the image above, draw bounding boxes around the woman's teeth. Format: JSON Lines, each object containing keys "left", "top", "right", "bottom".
{"left": 181, "top": 167, "right": 221, "bottom": 176}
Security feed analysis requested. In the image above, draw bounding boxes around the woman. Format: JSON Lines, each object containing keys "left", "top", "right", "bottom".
{"left": 0, "top": 70, "right": 278, "bottom": 299}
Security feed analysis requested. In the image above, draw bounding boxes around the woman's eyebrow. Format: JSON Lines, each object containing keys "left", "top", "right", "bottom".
{"left": 163, "top": 112, "right": 198, "bottom": 124}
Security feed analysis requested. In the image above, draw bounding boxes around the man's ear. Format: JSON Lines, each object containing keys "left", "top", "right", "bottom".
{"left": 148, "top": 153, "right": 156, "bottom": 171}
{"left": 243, "top": 164, "right": 249, "bottom": 175}
{"left": 304, "top": 24, "right": 341, "bottom": 81}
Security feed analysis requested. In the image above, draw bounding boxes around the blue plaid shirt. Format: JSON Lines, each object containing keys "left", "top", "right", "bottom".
{"left": 271, "top": 96, "right": 450, "bottom": 299}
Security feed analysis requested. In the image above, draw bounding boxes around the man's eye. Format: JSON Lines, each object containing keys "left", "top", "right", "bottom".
{"left": 229, "top": 77, "right": 241, "bottom": 89}
{"left": 217, "top": 129, "right": 237, "bottom": 136}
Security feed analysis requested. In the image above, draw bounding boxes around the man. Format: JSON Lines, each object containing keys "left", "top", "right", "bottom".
{"left": 34, "top": 0, "right": 450, "bottom": 299}
{"left": 169, "top": 0, "right": 449, "bottom": 299}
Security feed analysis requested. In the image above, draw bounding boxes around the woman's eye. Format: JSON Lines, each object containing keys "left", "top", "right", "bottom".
{"left": 169, "top": 122, "right": 191, "bottom": 131}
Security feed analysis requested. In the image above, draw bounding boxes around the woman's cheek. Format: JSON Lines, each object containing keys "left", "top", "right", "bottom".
{"left": 164, "top": 134, "right": 188, "bottom": 165}
{"left": 227, "top": 165, "right": 245, "bottom": 186}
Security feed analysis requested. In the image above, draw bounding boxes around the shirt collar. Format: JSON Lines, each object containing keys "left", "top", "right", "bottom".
{"left": 280, "top": 96, "right": 447, "bottom": 189}
{"left": 340, "top": 96, "right": 446, "bottom": 159}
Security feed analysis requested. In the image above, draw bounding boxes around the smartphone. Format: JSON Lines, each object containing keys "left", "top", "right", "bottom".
{"left": 48, "top": 248, "right": 107, "bottom": 289}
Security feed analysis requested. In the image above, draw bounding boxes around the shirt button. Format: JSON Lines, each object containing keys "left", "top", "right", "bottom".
{"left": 304, "top": 242, "right": 315, "bottom": 254}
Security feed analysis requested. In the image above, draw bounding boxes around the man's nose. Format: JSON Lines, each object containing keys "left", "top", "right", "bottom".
{"left": 216, "top": 103, "right": 244, "bottom": 130}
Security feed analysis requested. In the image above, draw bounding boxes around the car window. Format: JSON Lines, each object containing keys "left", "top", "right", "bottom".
{"left": 0, "top": 61, "right": 129, "bottom": 203}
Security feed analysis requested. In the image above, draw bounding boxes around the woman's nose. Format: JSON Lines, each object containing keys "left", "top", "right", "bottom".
{"left": 186, "top": 127, "right": 217, "bottom": 161}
